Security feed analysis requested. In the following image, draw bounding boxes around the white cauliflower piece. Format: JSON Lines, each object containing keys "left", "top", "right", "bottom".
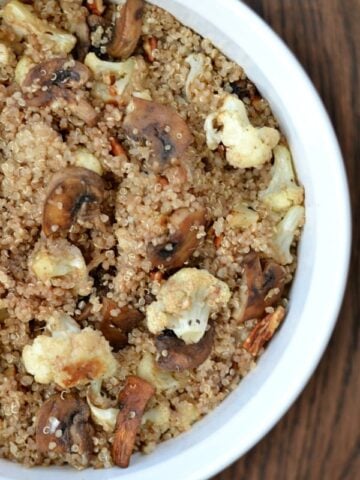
{"left": 141, "top": 402, "right": 171, "bottom": 433}
{"left": 84, "top": 52, "right": 151, "bottom": 104}
{"left": 74, "top": 148, "right": 103, "bottom": 176}
{"left": 259, "top": 145, "right": 304, "bottom": 211}
{"left": 22, "top": 313, "right": 117, "bottom": 388}
{"left": 205, "top": 94, "right": 280, "bottom": 169}
{"left": 271, "top": 205, "right": 305, "bottom": 265}
{"left": 86, "top": 380, "right": 119, "bottom": 432}
{"left": 137, "top": 352, "right": 179, "bottom": 391}
{"left": 185, "top": 53, "right": 206, "bottom": 99}
{"left": 146, "top": 268, "right": 231, "bottom": 344}
{"left": 29, "top": 239, "right": 91, "bottom": 296}
{"left": 227, "top": 202, "right": 259, "bottom": 229}
{"left": 2, "top": 0, "right": 76, "bottom": 54}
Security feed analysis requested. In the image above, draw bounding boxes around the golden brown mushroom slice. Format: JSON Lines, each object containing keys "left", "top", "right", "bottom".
{"left": 100, "top": 297, "right": 144, "bottom": 351}
{"left": 22, "top": 57, "right": 90, "bottom": 90}
{"left": 36, "top": 393, "right": 94, "bottom": 455}
{"left": 112, "top": 375, "right": 155, "bottom": 468}
{"left": 123, "top": 97, "right": 194, "bottom": 172}
{"left": 22, "top": 58, "right": 96, "bottom": 126}
{"left": 42, "top": 166, "right": 105, "bottom": 236}
{"left": 243, "top": 305, "right": 286, "bottom": 356}
{"left": 241, "top": 252, "right": 286, "bottom": 322}
{"left": 155, "top": 326, "right": 215, "bottom": 372}
{"left": 148, "top": 207, "right": 206, "bottom": 270}
{"left": 107, "top": 0, "right": 144, "bottom": 59}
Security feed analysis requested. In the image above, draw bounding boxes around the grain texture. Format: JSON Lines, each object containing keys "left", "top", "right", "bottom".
{"left": 214, "top": 0, "right": 360, "bottom": 479}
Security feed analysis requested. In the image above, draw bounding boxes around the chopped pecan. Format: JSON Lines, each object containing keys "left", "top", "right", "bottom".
{"left": 143, "top": 36, "right": 157, "bottom": 62}
{"left": 243, "top": 305, "right": 286, "bottom": 356}
{"left": 112, "top": 375, "right": 155, "bottom": 468}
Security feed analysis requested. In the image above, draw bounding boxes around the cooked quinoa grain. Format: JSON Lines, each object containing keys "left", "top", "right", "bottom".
{"left": 0, "top": 0, "right": 304, "bottom": 470}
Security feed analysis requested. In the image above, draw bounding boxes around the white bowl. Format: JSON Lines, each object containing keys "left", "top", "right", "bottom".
{"left": 1, "top": 1, "right": 351, "bottom": 479}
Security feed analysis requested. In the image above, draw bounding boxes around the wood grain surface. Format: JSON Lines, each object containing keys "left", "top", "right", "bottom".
{"left": 213, "top": 1, "right": 360, "bottom": 479}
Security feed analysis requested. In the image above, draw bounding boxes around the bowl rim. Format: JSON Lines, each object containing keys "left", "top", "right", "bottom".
{"left": 0, "top": 1, "right": 351, "bottom": 479}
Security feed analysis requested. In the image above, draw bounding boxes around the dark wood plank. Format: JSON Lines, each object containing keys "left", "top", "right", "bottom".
{"left": 213, "top": 1, "right": 360, "bottom": 479}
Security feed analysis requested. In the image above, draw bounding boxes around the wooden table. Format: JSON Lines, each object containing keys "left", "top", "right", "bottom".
{"left": 214, "top": 1, "right": 360, "bottom": 479}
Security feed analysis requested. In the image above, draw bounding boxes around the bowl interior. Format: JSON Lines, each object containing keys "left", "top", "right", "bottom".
{"left": 0, "top": 1, "right": 351, "bottom": 480}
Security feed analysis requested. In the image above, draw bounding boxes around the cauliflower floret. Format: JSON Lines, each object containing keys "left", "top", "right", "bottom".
{"left": 2, "top": 0, "right": 76, "bottom": 54}
{"left": 14, "top": 56, "right": 35, "bottom": 85}
{"left": 86, "top": 380, "right": 119, "bottom": 432}
{"left": 29, "top": 239, "right": 92, "bottom": 296}
{"left": 227, "top": 202, "right": 259, "bottom": 229}
{"left": 185, "top": 53, "right": 206, "bottom": 99}
{"left": 74, "top": 148, "right": 103, "bottom": 176}
{"left": 146, "top": 268, "right": 231, "bottom": 344}
{"left": 22, "top": 313, "right": 117, "bottom": 388}
{"left": 205, "top": 94, "right": 280, "bottom": 169}
{"left": 271, "top": 205, "right": 305, "bottom": 265}
{"left": 84, "top": 52, "right": 151, "bottom": 104}
{"left": 141, "top": 402, "right": 171, "bottom": 433}
{"left": 137, "top": 352, "right": 179, "bottom": 391}
{"left": 259, "top": 145, "right": 304, "bottom": 211}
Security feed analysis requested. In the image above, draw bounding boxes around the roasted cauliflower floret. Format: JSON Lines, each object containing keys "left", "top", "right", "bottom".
{"left": 74, "top": 148, "right": 103, "bottom": 176}
{"left": 146, "top": 268, "right": 231, "bottom": 344}
{"left": 271, "top": 205, "right": 305, "bottom": 265}
{"left": 259, "top": 145, "right": 304, "bottom": 211}
{"left": 2, "top": 0, "right": 76, "bottom": 54}
{"left": 86, "top": 380, "right": 119, "bottom": 432}
{"left": 29, "top": 239, "right": 92, "bottom": 296}
{"left": 205, "top": 94, "right": 280, "bottom": 169}
{"left": 84, "top": 52, "right": 151, "bottom": 104}
{"left": 185, "top": 53, "right": 206, "bottom": 99}
{"left": 22, "top": 313, "right": 117, "bottom": 388}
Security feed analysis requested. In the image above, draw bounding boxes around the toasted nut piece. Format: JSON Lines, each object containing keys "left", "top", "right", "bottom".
{"left": 36, "top": 393, "right": 94, "bottom": 455}
{"left": 22, "top": 58, "right": 90, "bottom": 90}
{"left": 148, "top": 207, "right": 206, "bottom": 270}
{"left": 143, "top": 36, "right": 157, "bottom": 62}
{"left": 110, "top": 137, "right": 128, "bottom": 158}
{"left": 155, "top": 326, "right": 215, "bottom": 371}
{"left": 86, "top": 0, "right": 105, "bottom": 15}
{"left": 107, "top": 0, "right": 144, "bottom": 59}
{"left": 112, "top": 375, "right": 155, "bottom": 468}
{"left": 241, "top": 252, "right": 285, "bottom": 322}
{"left": 123, "top": 97, "right": 193, "bottom": 172}
{"left": 243, "top": 306, "right": 286, "bottom": 356}
{"left": 42, "top": 166, "right": 105, "bottom": 236}
{"left": 100, "top": 298, "right": 144, "bottom": 351}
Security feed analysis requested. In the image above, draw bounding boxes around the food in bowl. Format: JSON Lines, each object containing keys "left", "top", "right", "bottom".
{"left": 0, "top": 0, "right": 305, "bottom": 470}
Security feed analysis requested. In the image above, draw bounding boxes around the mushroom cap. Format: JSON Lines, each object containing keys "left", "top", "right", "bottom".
{"left": 155, "top": 326, "right": 215, "bottom": 371}
{"left": 36, "top": 393, "right": 94, "bottom": 455}
{"left": 148, "top": 207, "right": 206, "bottom": 270}
{"left": 123, "top": 97, "right": 193, "bottom": 172}
{"left": 107, "top": 0, "right": 144, "bottom": 59}
{"left": 42, "top": 166, "right": 105, "bottom": 236}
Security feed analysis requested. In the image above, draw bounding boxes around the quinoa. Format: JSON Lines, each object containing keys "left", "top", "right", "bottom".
{"left": 0, "top": 0, "right": 304, "bottom": 470}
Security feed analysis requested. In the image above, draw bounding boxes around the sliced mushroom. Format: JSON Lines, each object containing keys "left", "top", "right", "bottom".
{"left": 100, "top": 297, "right": 144, "bottom": 350}
{"left": 36, "top": 393, "right": 94, "bottom": 455}
{"left": 243, "top": 305, "right": 286, "bottom": 356}
{"left": 112, "top": 375, "right": 155, "bottom": 468}
{"left": 107, "top": 0, "right": 144, "bottom": 59}
{"left": 123, "top": 97, "right": 193, "bottom": 172}
{"left": 22, "top": 57, "right": 90, "bottom": 90}
{"left": 42, "top": 166, "right": 105, "bottom": 236}
{"left": 155, "top": 326, "right": 215, "bottom": 371}
{"left": 241, "top": 252, "right": 285, "bottom": 322}
{"left": 148, "top": 207, "right": 206, "bottom": 270}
